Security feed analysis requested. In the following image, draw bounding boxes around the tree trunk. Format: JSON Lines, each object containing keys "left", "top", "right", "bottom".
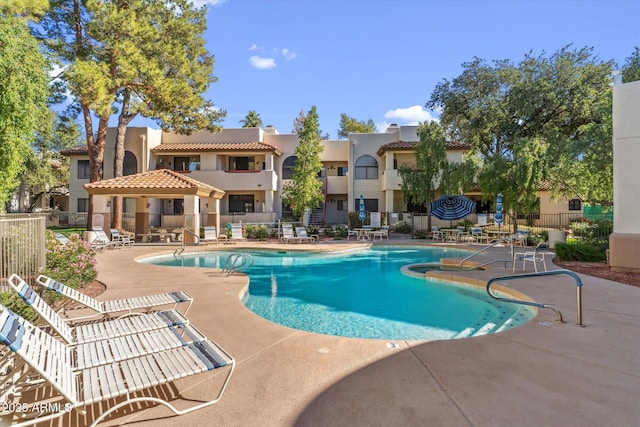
{"left": 112, "top": 90, "right": 137, "bottom": 229}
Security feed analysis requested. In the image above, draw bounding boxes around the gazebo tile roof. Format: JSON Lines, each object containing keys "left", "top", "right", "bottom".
{"left": 84, "top": 169, "right": 223, "bottom": 196}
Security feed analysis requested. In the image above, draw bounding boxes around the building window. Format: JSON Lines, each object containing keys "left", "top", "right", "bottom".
{"left": 77, "top": 198, "right": 88, "bottom": 213}
{"left": 123, "top": 151, "right": 137, "bottom": 176}
{"left": 173, "top": 199, "right": 184, "bottom": 215}
{"left": 337, "top": 200, "right": 346, "bottom": 211}
{"left": 228, "top": 156, "right": 255, "bottom": 171}
{"left": 78, "top": 160, "right": 90, "bottom": 179}
{"left": 355, "top": 155, "right": 378, "bottom": 179}
{"left": 569, "top": 199, "right": 582, "bottom": 211}
{"left": 337, "top": 166, "right": 347, "bottom": 176}
{"left": 282, "top": 156, "right": 297, "bottom": 179}
{"left": 229, "top": 195, "right": 254, "bottom": 213}
{"left": 354, "top": 198, "right": 378, "bottom": 212}
{"left": 173, "top": 156, "right": 200, "bottom": 171}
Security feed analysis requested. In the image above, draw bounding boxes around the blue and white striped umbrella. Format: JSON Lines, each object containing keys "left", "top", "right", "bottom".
{"left": 495, "top": 193, "right": 504, "bottom": 226}
{"left": 429, "top": 195, "right": 475, "bottom": 221}
{"left": 359, "top": 195, "right": 366, "bottom": 221}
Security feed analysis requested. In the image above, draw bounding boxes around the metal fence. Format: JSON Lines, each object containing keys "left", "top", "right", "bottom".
{"left": 0, "top": 214, "right": 46, "bottom": 291}
{"left": 404, "top": 212, "right": 613, "bottom": 242}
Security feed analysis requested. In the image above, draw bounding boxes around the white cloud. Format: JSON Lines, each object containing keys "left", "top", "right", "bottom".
{"left": 249, "top": 55, "right": 277, "bottom": 70}
{"left": 249, "top": 44, "right": 261, "bottom": 52}
{"left": 281, "top": 48, "right": 297, "bottom": 61}
{"left": 384, "top": 105, "right": 437, "bottom": 124}
{"left": 190, "top": 0, "right": 226, "bottom": 7}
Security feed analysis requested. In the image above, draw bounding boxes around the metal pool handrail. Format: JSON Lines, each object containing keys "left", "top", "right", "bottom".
{"left": 222, "top": 253, "right": 254, "bottom": 276}
{"left": 174, "top": 228, "right": 200, "bottom": 256}
{"left": 486, "top": 269, "right": 584, "bottom": 326}
{"left": 459, "top": 239, "right": 513, "bottom": 270}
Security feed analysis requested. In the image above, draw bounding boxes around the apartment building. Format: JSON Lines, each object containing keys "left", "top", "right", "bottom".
{"left": 62, "top": 124, "right": 580, "bottom": 232}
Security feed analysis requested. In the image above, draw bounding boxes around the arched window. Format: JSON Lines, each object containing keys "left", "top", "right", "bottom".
{"left": 123, "top": 151, "right": 137, "bottom": 176}
{"left": 282, "top": 156, "right": 297, "bottom": 179}
{"left": 355, "top": 155, "right": 378, "bottom": 179}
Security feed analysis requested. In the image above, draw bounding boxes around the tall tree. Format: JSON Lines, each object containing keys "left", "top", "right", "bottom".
{"left": 240, "top": 110, "right": 263, "bottom": 128}
{"left": 337, "top": 113, "right": 376, "bottom": 138}
{"left": 37, "top": 0, "right": 225, "bottom": 228}
{"left": 397, "top": 122, "right": 477, "bottom": 228}
{"left": 22, "top": 110, "right": 81, "bottom": 212}
{"left": 622, "top": 46, "right": 640, "bottom": 83}
{"left": 428, "top": 46, "right": 614, "bottom": 227}
{"left": 0, "top": 14, "right": 49, "bottom": 210}
{"left": 282, "top": 106, "right": 324, "bottom": 221}
{"left": 292, "top": 109, "right": 305, "bottom": 134}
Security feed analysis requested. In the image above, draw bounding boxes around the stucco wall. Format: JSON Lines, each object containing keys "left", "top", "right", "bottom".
{"left": 610, "top": 80, "right": 640, "bottom": 271}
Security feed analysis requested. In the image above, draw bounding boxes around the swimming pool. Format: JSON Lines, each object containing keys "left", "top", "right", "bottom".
{"left": 141, "top": 246, "right": 535, "bottom": 340}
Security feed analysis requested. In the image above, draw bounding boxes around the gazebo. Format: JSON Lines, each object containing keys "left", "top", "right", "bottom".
{"left": 84, "top": 169, "right": 225, "bottom": 241}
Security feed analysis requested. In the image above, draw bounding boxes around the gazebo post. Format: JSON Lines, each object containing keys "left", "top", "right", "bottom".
{"left": 184, "top": 195, "right": 200, "bottom": 243}
{"left": 136, "top": 198, "right": 150, "bottom": 237}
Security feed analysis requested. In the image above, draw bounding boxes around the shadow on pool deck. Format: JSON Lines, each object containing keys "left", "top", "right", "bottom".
{"left": 49, "top": 239, "right": 640, "bottom": 426}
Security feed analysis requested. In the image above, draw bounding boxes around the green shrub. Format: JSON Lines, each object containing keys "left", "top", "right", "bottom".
{"left": 42, "top": 230, "right": 97, "bottom": 291}
{"left": 555, "top": 242, "right": 607, "bottom": 262}
{"left": 243, "top": 224, "right": 268, "bottom": 240}
{"left": 334, "top": 224, "right": 348, "bottom": 238}
{"left": 413, "top": 230, "right": 429, "bottom": 239}
{"left": 324, "top": 224, "right": 335, "bottom": 238}
{"left": 394, "top": 221, "right": 411, "bottom": 233}
{"left": 307, "top": 225, "right": 319, "bottom": 235}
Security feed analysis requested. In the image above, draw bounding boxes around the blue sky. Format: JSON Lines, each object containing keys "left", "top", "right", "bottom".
{"left": 133, "top": 0, "right": 640, "bottom": 139}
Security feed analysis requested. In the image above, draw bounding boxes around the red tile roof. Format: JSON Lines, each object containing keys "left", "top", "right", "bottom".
{"left": 376, "top": 140, "right": 471, "bottom": 155}
{"left": 152, "top": 142, "right": 282, "bottom": 154}
{"left": 60, "top": 146, "right": 88, "bottom": 155}
{"left": 84, "top": 169, "right": 224, "bottom": 198}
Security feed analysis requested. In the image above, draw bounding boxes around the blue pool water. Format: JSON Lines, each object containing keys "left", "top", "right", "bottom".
{"left": 141, "top": 246, "right": 535, "bottom": 340}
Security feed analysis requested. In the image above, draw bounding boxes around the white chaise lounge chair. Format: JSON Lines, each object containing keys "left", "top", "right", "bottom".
{"left": 0, "top": 304, "right": 234, "bottom": 427}
{"left": 201, "top": 226, "right": 227, "bottom": 244}
{"left": 295, "top": 227, "right": 315, "bottom": 243}
{"left": 36, "top": 274, "right": 193, "bottom": 319}
{"left": 229, "top": 224, "right": 247, "bottom": 243}
{"left": 281, "top": 224, "right": 298, "bottom": 243}
{"left": 10, "top": 275, "right": 198, "bottom": 347}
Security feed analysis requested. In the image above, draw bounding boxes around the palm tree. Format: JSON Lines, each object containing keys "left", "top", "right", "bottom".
{"left": 239, "top": 110, "right": 263, "bottom": 128}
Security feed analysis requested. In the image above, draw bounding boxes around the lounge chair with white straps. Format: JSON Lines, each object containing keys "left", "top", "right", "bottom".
{"left": 36, "top": 274, "right": 193, "bottom": 319}
{"left": 0, "top": 304, "right": 234, "bottom": 427}
{"left": 9, "top": 275, "right": 193, "bottom": 347}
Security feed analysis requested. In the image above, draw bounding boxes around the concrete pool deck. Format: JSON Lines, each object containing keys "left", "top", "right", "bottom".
{"left": 55, "top": 237, "right": 639, "bottom": 426}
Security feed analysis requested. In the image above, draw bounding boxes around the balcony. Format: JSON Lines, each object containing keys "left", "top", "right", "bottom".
{"left": 381, "top": 169, "right": 403, "bottom": 191}
{"left": 188, "top": 170, "right": 277, "bottom": 191}
{"left": 326, "top": 175, "right": 348, "bottom": 194}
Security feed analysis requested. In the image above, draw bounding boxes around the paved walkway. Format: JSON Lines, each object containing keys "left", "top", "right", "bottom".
{"left": 52, "top": 237, "right": 640, "bottom": 426}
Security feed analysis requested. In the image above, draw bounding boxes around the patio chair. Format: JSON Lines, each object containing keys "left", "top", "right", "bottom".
{"left": 280, "top": 224, "right": 298, "bottom": 243}
{"left": 54, "top": 233, "right": 70, "bottom": 245}
{"left": 431, "top": 226, "right": 444, "bottom": 241}
{"left": 370, "top": 226, "right": 390, "bottom": 241}
{"left": 0, "top": 304, "right": 234, "bottom": 427}
{"left": 513, "top": 242, "right": 550, "bottom": 272}
{"left": 346, "top": 225, "right": 359, "bottom": 241}
{"left": 110, "top": 228, "right": 134, "bottom": 247}
{"left": 295, "top": 227, "right": 315, "bottom": 243}
{"left": 92, "top": 226, "right": 122, "bottom": 250}
{"left": 470, "top": 227, "right": 490, "bottom": 244}
{"left": 201, "top": 226, "right": 227, "bottom": 244}
{"left": 229, "top": 224, "right": 247, "bottom": 243}
{"left": 36, "top": 274, "right": 193, "bottom": 319}
{"left": 512, "top": 229, "right": 529, "bottom": 247}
